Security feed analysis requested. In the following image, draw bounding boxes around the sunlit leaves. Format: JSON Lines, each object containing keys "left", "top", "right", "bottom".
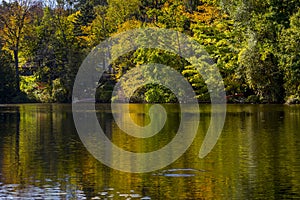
{"left": 1, "top": 0, "right": 300, "bottom": 103}
{"left": 278, "top": 9, "right": 300, "bottom": 101}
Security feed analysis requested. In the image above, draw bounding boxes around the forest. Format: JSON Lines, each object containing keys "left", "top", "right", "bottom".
{"left": 0, "top": 0, "right": 300, "bottom": 104}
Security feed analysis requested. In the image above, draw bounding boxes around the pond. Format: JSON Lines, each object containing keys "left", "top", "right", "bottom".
{"left": 0, "top": 104, "right": 299, "bottom": 199}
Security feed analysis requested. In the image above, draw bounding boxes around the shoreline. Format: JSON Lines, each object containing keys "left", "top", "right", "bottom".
{"left": 1, "top": 102, "right": 299, "bottom": 105}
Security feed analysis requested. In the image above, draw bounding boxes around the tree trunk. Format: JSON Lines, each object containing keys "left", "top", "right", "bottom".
{"left": 13, "top": 49, "right": 20, "bottom": 93}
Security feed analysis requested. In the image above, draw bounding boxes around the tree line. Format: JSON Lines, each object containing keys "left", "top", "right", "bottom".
{"left": 0, "top": 0, "right": 299, "bottom": 104}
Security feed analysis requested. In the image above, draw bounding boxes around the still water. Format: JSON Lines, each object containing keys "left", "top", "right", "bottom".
{"left": 0, "top": 104, "right": 299, "bottom": 199}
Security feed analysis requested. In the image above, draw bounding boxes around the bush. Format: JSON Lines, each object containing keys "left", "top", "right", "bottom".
{"left": 246, "top": 95, "right": 260, "bottom": 104}
{"left": 285, "top": 95, "right": 300, "bottom": 104}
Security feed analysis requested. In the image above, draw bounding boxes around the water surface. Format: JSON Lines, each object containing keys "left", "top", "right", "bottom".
{"left": 0, "top": 104, "right": 299, "bottom": 199}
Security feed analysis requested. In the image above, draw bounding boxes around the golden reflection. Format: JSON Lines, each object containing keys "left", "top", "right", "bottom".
{"left": 0, "top": 104, "right": 300, "bottom": 199}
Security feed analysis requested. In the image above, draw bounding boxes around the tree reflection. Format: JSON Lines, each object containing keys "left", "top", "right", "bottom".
{"left": 0, "top": 104, "right": 299, "bottom": 199}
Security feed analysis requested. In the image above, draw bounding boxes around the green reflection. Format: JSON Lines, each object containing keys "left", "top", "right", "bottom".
{"left": 0, "top": 104, "right": 299, "bottom": 199}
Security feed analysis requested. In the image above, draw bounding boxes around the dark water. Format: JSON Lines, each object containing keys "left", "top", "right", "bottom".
{"left": 0, "top": 104, "right": 299, "bottom": 199}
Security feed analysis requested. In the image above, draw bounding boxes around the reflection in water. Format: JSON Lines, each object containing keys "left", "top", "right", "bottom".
{"left": 0, "top": 104, "right": 299, "bottom": 199}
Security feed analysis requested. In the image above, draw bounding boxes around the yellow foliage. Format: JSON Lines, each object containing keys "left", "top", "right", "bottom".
{"left": 188, "top": 4, "right": 220, "bottom": 24}
{"left": 67, "top": 10, "right": 81, "bottom": 23}
{"left": 117, "top": 19, "right": 143, "bottom": 33}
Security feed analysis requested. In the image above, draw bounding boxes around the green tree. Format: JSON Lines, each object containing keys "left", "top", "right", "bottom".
{"left": 0, "top": 0, "right": 37, "bottom": 93}
{"left": 50, "top": 8, "right": 86, "bottom": 102}
{"left": 20, "top": 5, "right": 86, "bottom": 102}
{"left": 237, "top": 13, "right": 284, "bottom": 102}
{"left": 72, "top": 0, "right": 107, "bottom": 37}
{"left": 0, "top": 45, "right": 16, "bottom": 103}
{"left": 150, "top": 0, "right": 190, "bottom": 32}
{"left": 278, "top": 9, "right": 300, "bottom": 102}
{"left": 106, "top": 0, "right": 141, "bottom": 26}
{"left": 190, "top": 5, "right": 244, "bottom": 98}
{"left": 219, "top": 0, "right": 286, "bottom": 102}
